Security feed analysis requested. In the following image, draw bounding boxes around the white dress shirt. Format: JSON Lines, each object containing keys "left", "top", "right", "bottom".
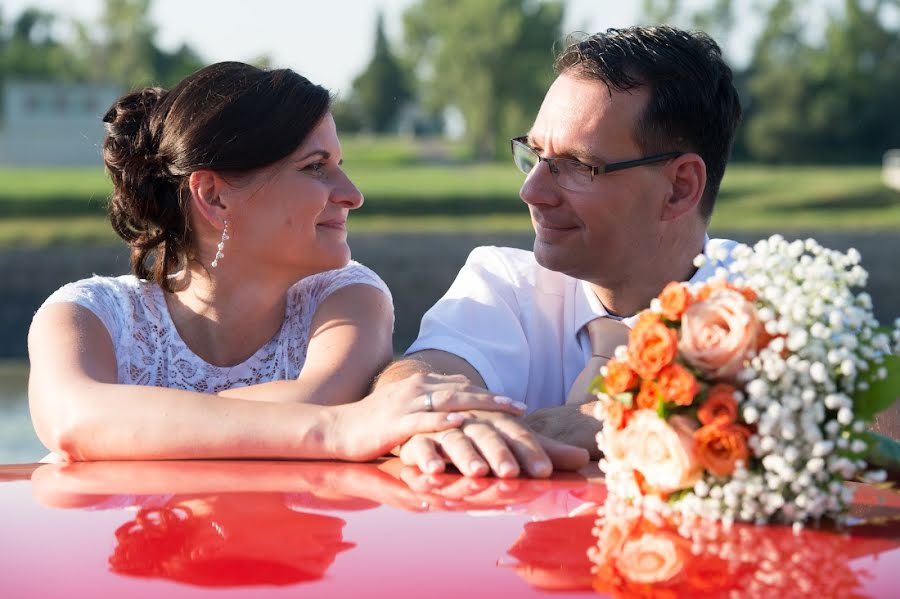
{"left": 405, "top": 237, "right": 736, "bottom": 413}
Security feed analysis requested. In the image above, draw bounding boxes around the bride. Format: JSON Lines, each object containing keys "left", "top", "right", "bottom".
{"left": 27, "top": 61, "right": 522, "bottom": 462}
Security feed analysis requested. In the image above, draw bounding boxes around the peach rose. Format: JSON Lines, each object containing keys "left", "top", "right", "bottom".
{"left": 616, "top": 532, "right": 686, "bottom": 585}
{"left": 694, "top": 423, "right": 750, "bottom": 477}
{"left": 593, "top": 516, "right": 637, "bottom": 563}
{"left": 604, "top": 359, "right": 639, "bottom": 395}
{"left": 696, "top": 280, "right": 757, "bottom": 303}
{"left": 697, "top": 384, "right": 738, "bottom": 425}
{"left": 658, "top": 282, "right": 693, "bottom": 321}
{"left": 602, "top": 399, "right": 629, "bottom": 431}
{"left": 657, "top": 363, "right": 699, "bottom": 407}
{"left": 628, "top": 318, "right": 678, "bottom": 380}
{"left": 603, "top": 410, "right": 702, "bottom": 494}
{"left": 678, "top": 288, "right": 760, "bottom": 380}
{"left": 635, "top": 380, "right": 662, "bottom": 411}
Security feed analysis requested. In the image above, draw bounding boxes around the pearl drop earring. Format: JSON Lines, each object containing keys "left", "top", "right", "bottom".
{"left": 211, "top": 220, "right": 229, "bottom": 268}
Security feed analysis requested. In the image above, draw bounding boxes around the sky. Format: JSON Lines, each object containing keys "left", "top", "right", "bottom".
{"left": 1, "top": 0, "right": 762, "bottom": 93}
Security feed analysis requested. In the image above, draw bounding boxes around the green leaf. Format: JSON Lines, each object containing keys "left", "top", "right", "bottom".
{"left": 588, "top": 376, "right": 607, "bottom": 396}
{"left": 657, "top": 399, "right": 669, "bottom": 419}
{"left": 854, "top": 354, "right": 900, "bottom": 422}
{"left": 667, "top": 488, "right": 691, "bottom": 504}
{"left": 613, "top": 392, "right": 634, "bottom": 409}
{"left": 859, "top": 431, "right": 900, "bottom": 472}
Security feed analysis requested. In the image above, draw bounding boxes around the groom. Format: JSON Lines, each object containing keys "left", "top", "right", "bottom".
{"left": 375, "top": 26, "right": 743, "bottom": 477}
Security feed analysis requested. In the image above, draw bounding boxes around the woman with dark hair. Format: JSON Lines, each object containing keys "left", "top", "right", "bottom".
{"left": 27, "top": 62, "right": 522, "bottom": 462}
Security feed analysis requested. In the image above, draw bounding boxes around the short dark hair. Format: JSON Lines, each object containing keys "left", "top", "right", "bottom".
{"left": 101, "top": 62, "right": 331, "bottom": 290}
{"left": 554, "top": 26, "right": 741, "bottom": 219}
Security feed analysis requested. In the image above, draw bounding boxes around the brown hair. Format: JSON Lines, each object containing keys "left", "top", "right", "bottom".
{"left": 101, "top": 62, "right": 331, "bottom": 290}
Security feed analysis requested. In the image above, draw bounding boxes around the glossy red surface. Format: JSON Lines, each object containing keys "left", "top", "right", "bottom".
{"left": 0, "top": 460, "right": 898, "bottom": 598}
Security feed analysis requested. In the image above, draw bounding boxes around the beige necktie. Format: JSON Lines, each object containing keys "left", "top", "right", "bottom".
{"left": 565, "top": 317, "right": 631, "bottom": 406}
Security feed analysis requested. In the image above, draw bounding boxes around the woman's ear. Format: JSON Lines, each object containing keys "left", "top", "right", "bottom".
{"left": 188, "top": 170, "right": 230, "bottom": 229}
{"left": 660, "top": 153, "right": 706, "bottom": 221}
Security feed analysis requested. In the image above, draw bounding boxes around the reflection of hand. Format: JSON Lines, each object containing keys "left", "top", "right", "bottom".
{"left": 396, "top": 466, "right": 555, "bottom": 510}
{"left": 332, "top": 373, "right": 526, "bottom": 461}
{"left": 523, "top": 403, "right": 603, "bottom": 460}
{"left": 398, "top": 410, "right": 590, "bottom": 478}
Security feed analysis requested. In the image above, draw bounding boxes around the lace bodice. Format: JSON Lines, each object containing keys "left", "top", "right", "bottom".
{"left": 38, "top": 261, "right": 392, "bottom": 392}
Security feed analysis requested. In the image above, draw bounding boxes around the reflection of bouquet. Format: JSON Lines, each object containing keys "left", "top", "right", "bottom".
{"left": 593, "top": 236, "right": 900, "bottom": 525}
{"left": 588, "top": 496, "right": 895, "bottom": 598}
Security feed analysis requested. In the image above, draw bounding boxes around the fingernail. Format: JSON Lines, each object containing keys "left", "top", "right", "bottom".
{"left": 469, "top": 460, "right": 487, "bottom": 476}
{"left": 531, "top": 461, "right": 551, "bottom": 477}
{"left": 446, "top": 413, "right": 465, "bottom": 422}
{"left": 498, "top": 462, "right": 518, "bottom": 477}
{"left": 512, "top": 401, "right": 527, "bottom": 412}
{"left": 426, "top": 460, "right": 444, "bottom": 473}
{"left": 493, "top": 395, "right": 513, "bottom": 405}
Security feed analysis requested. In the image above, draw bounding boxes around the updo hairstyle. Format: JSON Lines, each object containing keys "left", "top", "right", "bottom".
{"left": 101, "top": 62, "right": 331, "bottom": 290}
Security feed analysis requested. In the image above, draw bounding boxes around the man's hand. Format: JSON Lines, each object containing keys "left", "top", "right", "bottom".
{"left": 523, "top": 402, "right": 604, "bottom": 460}
{"left": 398, "top": 410, "right": 590, "bottom": 478}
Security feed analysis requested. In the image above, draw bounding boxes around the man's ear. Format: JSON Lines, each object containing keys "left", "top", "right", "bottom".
{"left": 660, "top": 153, "right": 706, "bottom": 221}
{"left": 188, "top": 170, "right": 230, "bottom": 229}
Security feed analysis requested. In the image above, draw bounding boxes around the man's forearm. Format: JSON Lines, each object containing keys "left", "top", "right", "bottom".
{"left": 373, "top": 358, "right": 437, "bottom": 389}
{"left": 523, "top": 402, "right": 602, "bottom": 459}
{"left": 374, "top": 350, "right": 487, "bottom": 391}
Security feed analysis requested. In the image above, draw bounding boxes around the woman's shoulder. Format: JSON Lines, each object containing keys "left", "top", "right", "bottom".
{"left": 290, "top": 260, "right": 392, "bottom": 303}
{"left": 41, "top": 274, "right": 149, "bottom": 310}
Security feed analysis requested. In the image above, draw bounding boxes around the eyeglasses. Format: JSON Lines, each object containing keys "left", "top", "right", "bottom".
{"left": 510, "top": 136, "right": 682, "bottom": 192}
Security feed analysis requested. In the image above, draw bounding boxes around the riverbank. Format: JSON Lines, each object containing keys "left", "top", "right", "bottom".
{"left": 3, "top": 230, "right": 899, "bottom": 359}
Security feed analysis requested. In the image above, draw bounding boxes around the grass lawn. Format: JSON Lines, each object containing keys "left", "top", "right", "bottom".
{"left": 0, "top": 156, "right": 897, "bottom": 246}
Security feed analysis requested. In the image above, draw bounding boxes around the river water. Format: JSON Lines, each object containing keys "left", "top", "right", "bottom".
{"left": 0, "top": 362, "right": 46, "bottom": 463}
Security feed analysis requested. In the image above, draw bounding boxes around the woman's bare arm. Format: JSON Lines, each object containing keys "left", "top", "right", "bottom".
{"left": 217, "top": 284, "right": 393, "bottom": 405}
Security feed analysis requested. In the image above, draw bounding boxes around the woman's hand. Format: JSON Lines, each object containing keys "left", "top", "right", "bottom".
{"left": 329, "top": 373, "right": 526, "bottom": 462}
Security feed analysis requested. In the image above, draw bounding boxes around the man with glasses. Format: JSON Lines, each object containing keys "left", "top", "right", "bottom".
{"left": 375, "top": 26, "right": 743, "bottom": 478}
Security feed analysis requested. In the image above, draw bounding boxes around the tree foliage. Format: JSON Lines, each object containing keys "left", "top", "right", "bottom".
{"left": 350, "top": 13, "right": 413, "bottom": 133}
{"left": 403, "top": 0, "right": 564, "bottom": 159}
{"left": 0, "top": 0, "right": 204, "bottom": 88}
{"left": 744, "top": 0, "right": 900, "bottom": 162}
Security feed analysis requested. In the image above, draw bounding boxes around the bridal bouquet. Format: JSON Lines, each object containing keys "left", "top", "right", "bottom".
{"left": 592, "top": 235, "right": 900, "bottom": 526}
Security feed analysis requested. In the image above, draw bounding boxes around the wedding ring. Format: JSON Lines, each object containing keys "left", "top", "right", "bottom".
{"left": 423, "top": 392, "right": 434, "bottom": 412}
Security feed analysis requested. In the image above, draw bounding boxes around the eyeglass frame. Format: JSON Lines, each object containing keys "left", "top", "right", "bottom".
{"left": 510, "top": 136, "right": 683, "bottom": 189}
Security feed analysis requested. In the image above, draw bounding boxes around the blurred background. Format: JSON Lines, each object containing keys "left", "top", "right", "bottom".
{"left": 1, "top": 0, "right": 899, "bottom": 462}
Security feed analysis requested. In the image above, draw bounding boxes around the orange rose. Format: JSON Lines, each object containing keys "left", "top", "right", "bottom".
{"left": 678, "top": 288, "right": 760, "bottom": 380}
{"left": 604, "top": 359, "right": 640, "bottom": 395}
{"left": 635, "top": 311, "right": 662, "bottom": 327}
{"left": 636, "top": 380, "right": 662, "bottom": 410}
{"left": 628, "top": 318, "right": 678, "bottom": 380}
{"left": 658, "top": 282, "right": 693, "bottom": 321}
{"left": 656, "top": 363, "right": 699, "bottom": 407}
{"left": 694, "top": 423, "right": 750, "bottom": 477}
{"left": 697, "top": 384, "right": 738, "bottom": 425}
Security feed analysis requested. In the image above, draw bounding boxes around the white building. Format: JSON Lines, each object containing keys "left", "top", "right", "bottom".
{"left": 0, "top": 81, "right": 123, "bottom": 166}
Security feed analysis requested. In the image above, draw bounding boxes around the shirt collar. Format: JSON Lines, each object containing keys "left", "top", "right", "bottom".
{"left": 573, "top": 234, "right": 723, "bottom": 339}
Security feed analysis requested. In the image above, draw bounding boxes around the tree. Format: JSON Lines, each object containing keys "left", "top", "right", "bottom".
{"left": 1, "top": 8, "right": 85, "bottom": 80}
{"left": 403, "top": 0, "right": 564, "bottom": 159}
{"left": 743, "top": 0, "right": 900, "bottom": 162}
{"left": 351, "top": 13, "right": 412, "bottom": 133}
{"left": 97, "top": 0, "right": 157, "bottom": 85}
